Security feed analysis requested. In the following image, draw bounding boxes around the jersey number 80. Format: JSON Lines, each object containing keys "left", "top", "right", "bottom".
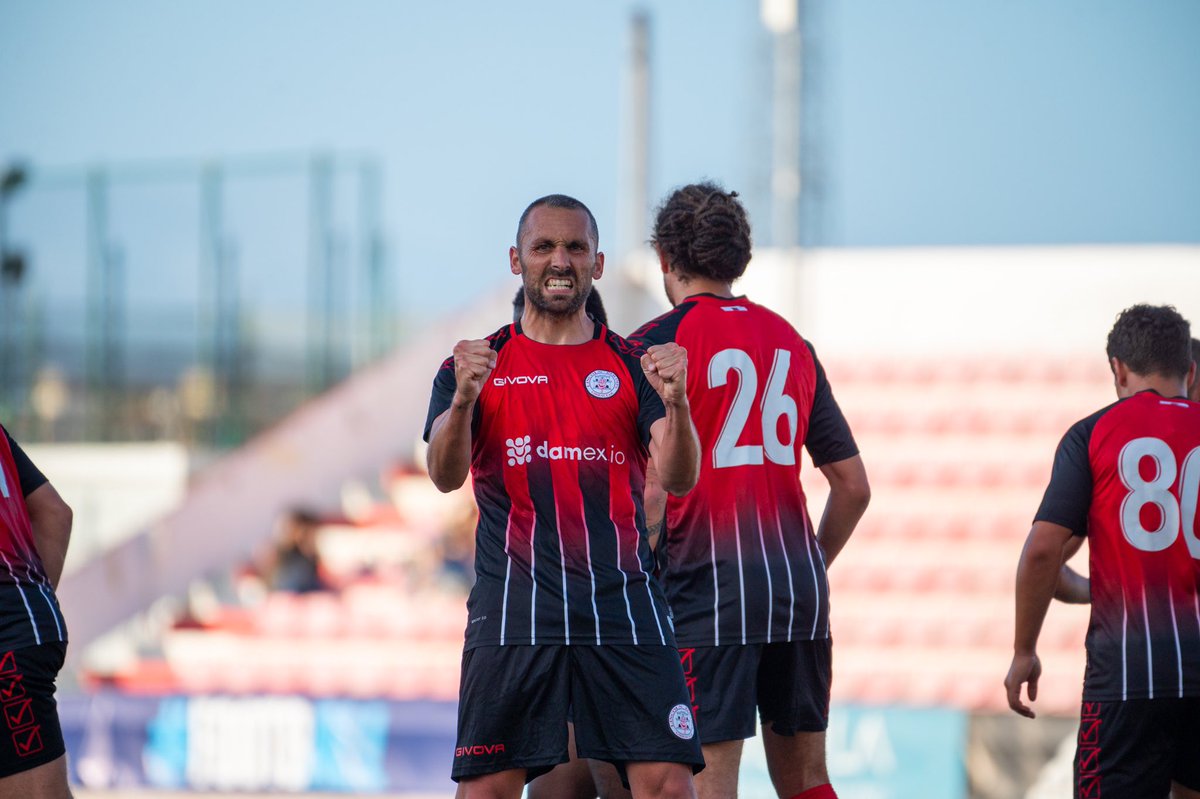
{"left": 1119, "top": 436, "right": 1200, "bottom": 558}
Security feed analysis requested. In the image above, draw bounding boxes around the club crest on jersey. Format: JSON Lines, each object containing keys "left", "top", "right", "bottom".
{"left": 667, "top": 704, "right": 695, "bottom": 740}
{"left": 506, "top": 436, "right": 532, "bottom": 466}
{"left": 585, "top": 369, "right": 620, "bottom": 399}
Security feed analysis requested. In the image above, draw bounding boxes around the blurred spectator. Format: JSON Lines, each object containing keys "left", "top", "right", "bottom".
{"left": 266, "top": 507, "right": 331, "bottom": 593}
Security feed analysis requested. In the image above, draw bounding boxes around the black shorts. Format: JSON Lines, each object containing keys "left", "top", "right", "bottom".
{"left": 680, "top": 639, "right": 831, "bottom": 744}
{"left": 1074, "top": 697, "right": 1200, "bottom": 798}
{"left": 453, "top": 644, "right": 703, "bottom": 782}
{"left": 0, "top": 642, "right": 67, "bottom": 779}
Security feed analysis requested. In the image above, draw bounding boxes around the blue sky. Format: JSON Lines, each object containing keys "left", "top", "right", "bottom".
{"left": 1, "top": 0, "right": 1197, "bottom": 326}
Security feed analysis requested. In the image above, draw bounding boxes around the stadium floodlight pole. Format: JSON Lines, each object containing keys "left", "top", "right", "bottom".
{"left": 762, "top": 0, "right": 801, "bottom": 249}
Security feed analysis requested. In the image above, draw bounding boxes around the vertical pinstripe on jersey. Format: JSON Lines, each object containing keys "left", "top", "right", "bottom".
{"left": 1, "top": 553, "right": 40, "bottom": 645}
{"left": 500, "top": 512, "right": 516, "bottom": 646}
{"left": 554, "top": 497, "right": 570, "bottom": 645}
{"left": 777, "top": 509, "right": 798, "bottom": 641}
{"left": 708, "top": 514, "right": 720, "bottom": 646}
{"left": 634, "top": 530, "right": 669, "bottom": 646}
{"left": 804, "top": 527, "right": 822, "bottom": 640}
{"left": 1142, "top": 587, "right": 1154, "bottom": 698}
{"left": 529, "top": 516, "right": 538, "bottom": 645}
{"left": 755, "top": 507, "right": 774, "bottom": 644}
{"left": 581, "top": 491, "right": 601, "bottom": 645}
{"left": 613, "top": 507, "right": 639, "bottom": 644}
{"left": 1121, "top": 594, "right": 1129, "bottom": 700}
{"left": 1169, "top": 587, "right": 1183, "bottom": 697}
{"left": 734, "top": 514, "right": 747, "bottom": 645}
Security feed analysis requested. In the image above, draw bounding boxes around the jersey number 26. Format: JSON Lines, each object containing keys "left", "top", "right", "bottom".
{"left": 708, "top": 348, "right": 797, "bottom": 469}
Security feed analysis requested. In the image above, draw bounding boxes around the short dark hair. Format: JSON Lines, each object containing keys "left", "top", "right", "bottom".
{"left": 515, "top": 194, "right": 599, "bottom": 249}
{"left": 512, "top": 286, "right": 608, "bottom": 325}
{"left": 1105, "top": 304, "right": 1192, "bottom": 379}
{"left": 651, "top": 182, "right": 752, "bottom": 283}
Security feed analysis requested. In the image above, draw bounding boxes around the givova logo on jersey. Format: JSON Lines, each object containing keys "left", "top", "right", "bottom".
{"left": 504, "top": 434, "right": 628, "bottom": 467}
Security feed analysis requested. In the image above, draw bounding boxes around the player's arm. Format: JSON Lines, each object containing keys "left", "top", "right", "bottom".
{"left": 642, "top": 343, "right": 699, "bottom": 496}
{"left": 1005, "top": 520, "right": 1076, "bottom": 718}
{"left": 1053, "top": 536, "right": 1089, "bottom": 604}
{"left": 25, "top": 482, "right": 73, "bottom": 590}
{"left": 426, "top": 339, "right": 495, "bottom": 493}
{"left": 643, "top": 458, "right": 666, "bottom": 550}
{"left": 815, "top": 455, "right": 870, "bottom": 566}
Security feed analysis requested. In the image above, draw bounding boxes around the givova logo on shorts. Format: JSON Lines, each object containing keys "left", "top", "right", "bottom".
{"left": 668, "top": 704, "right": 695, "bottom": 740}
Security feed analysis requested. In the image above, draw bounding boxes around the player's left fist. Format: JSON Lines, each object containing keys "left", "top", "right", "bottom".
{"left": 641, "top": 343, "right": 688, "bottom": 406}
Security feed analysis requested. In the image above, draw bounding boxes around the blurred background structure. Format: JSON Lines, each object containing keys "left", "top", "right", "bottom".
{"left": 2, "top": 0, "right": 1199, "bottom": 797}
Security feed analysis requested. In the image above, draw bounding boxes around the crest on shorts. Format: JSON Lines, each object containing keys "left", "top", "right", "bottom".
{"left": 668, "top": 704, "right": 695, "bottom": 740}
{"left": 584, "top": 369, "right": 620, "bottom": 399}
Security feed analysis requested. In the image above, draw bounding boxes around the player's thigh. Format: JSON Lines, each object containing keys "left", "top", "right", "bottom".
{"left": 0, "top": 754, "right": 71, "bottom": 799}
{"left": 761, "top": 727, "right": 829, "bottom": 797}
{"left": 569, "top": 645, "right": 703, "bottom": 775}
{"left": 588, "top": 758, "right": 631, "bottom": 799}
{"left": 453, "top": 645, "right": 570, "bottom": 783}
{"left": 1074, "top": 698, "right": 1177, "bottom": 799}
{"left": 757, "top": 639, "right": 832, "bottom": 736}
{"left": 527, "top": 722, "right": 598, "bottom": 799}
{"left": 0, "top": 642, "right": 69, "bottom": 794}
{"left": 693, "top": 740, "right": 742, "bottom": 799}
{"left": 680, "top": 645, "right": 761, "bottom": 745}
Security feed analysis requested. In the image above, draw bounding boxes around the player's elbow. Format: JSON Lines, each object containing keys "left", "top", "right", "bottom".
{"left": 428, "top": 469, "right": 466, "bottom": 494}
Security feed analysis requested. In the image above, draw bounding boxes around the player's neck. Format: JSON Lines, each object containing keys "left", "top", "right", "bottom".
{"left": 670, "top": 277, "right": 735, "bottom": 305}
{"left": 519, "top": 308, "right": 594, "bottom": 345}
{"left": 1116, "top": 372, "right": 1187, "bottom": 400}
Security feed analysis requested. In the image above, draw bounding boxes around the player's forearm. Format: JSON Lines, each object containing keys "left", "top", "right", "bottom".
{"left": 426, "top": 404, "right": 475, "bottom": 493}
{"left": 1013, "top": 528, "right": 1067, "bottom": 655}
{"left": 1054, "top": 565, "right": 1091, "bottom": 604}
{"left": 25, "top": 483, "right": 73, "bottom": 590}
{"left": 654, "top": 404, "right": 700, "bottom": 496}
{"left": 816, "top": 486, "right": 869, "bottom": 566}
{"left": 815, "top": 455, "right": 870, "bottom": 566}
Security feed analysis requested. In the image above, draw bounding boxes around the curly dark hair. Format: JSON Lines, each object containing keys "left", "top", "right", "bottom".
{"left": 651, "top": 182, "right": 752, "bottom": 283}
{"left": 515, "top": 194, "right": 598, "bottom": 249}
{"left": 1105, "top": 304, "right": 1192, "bottom": 379}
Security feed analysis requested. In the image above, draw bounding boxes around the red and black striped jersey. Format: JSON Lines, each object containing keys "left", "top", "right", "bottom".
{"left": 1036, "top": 390, "right": 1200, "bottom": 701}
{"left": 424, "top": 322, "right": 675, "bottom": 649}
{"left": 629, "top": 295, "right": 858, "bottom": 646}
{"left": 0, "top": 426, "right": 67, "bottom": 649}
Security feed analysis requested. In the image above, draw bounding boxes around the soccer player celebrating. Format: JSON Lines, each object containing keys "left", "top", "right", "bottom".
{"left": 0, "top": 424, "right": 73, "bottom": 798}
{"left": 628, "top": 183, "right": 870, "bottom": 799}
{"left": 424, "top": 194, "right": 703, "bottom": 799}
{"left": 1006, "top": 304, "right": 1200, "bottom": 797}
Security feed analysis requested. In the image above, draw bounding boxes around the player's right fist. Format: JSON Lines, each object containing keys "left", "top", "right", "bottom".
{"left": 452, "top": 339, "right": 497, "bottom": 407}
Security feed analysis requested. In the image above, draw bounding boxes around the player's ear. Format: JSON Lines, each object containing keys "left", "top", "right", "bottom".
{"left": 656, "top": 246, "right": 670, "bottom": 274}
{"left": 510, "top": 246, "right": 521, "bottom": 276}
{"left": 592, "top": 251, "right": 604, "bottom": 280}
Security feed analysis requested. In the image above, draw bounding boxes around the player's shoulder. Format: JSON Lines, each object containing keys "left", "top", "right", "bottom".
{"left": 627, "top": 300, "right": 702, "bottom": 347}
{"left": 602, "top": 325, "right": 648, "bottom": 360}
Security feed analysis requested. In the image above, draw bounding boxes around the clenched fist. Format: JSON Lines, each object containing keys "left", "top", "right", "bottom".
{"left": 452, "top": 339, "right": 497, "bottom": 407}
{"left": 641, "top": 343, "right": 689, "bottom": 407}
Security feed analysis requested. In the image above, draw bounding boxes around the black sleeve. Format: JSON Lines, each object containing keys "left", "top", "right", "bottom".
{"left": 802, "top": 341, "right": 859, "bottom": 468}
{"left": 422, "top": 357, "right": 461, "bottom": 443}
{"left": 4, "top": 428, "right": 48, "bottom": 497}
{"left": 1034, "top": 415, "right": 1097, "bottom": 536}
{"left": 633, "top": 365, "right": 666, "bottom": 448}
{"left": 626, "top": 303, "right": 692, "bottom": 349}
